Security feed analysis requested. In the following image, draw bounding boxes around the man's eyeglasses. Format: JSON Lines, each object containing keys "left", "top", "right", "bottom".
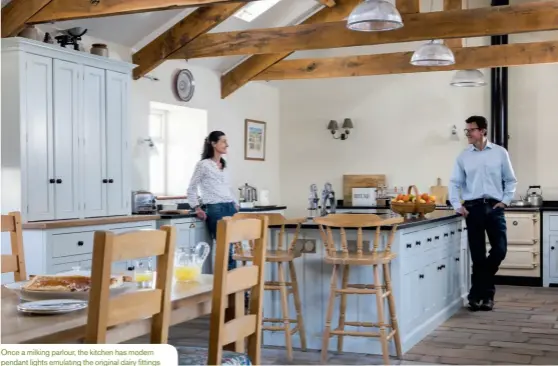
{"left": 464, "top": 128, "right": 480, "bottom": 135}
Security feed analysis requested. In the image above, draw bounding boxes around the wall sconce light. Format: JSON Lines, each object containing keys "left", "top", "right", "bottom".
{"left": 327, "top": 118, "right": 354, "bottom": 140}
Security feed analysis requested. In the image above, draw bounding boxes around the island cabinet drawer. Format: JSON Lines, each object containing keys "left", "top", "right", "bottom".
{"left": 51, "top": 232, "right": 94, "bottom": 258}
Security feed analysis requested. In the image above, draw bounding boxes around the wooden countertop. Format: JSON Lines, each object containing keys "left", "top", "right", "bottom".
{"left": 22, "top": 215, "right": 161, "bottom": 230}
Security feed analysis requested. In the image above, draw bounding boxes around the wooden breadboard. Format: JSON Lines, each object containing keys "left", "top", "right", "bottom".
{"left": 343, "top": 174, "right": 386, "bottom": 205}
{"left": 430, "top": 177, "right": 448, "bottom": 206}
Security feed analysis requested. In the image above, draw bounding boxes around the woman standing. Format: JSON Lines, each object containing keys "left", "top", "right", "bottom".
{"left": 187, "top": 131, "right": 239, "bottom": 270}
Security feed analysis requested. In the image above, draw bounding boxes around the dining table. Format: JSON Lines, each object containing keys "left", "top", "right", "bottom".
{"left": 1, "top": 274, "right": 216, "bottom": 344}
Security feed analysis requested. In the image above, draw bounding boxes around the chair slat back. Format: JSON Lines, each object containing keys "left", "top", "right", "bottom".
{"left": 85, "top": 226, "right": 176, "bottom": 344}
{"left": 0, "top": 212, "right": 27, "bottom": 281}
{"left": 208, "top": 216, "right": 269, "bottom": 365}
{"left": 313, "top": 214, "right": 403, "bottom": 256}
{"left": 232, "top": 213, "right": 306, "bottom": 253}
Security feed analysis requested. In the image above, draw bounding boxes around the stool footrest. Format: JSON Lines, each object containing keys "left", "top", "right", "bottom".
{"left": 335, "top": 288, "right": 376, "bottom": 295}
{"left": 265, "top": 281, "right": 292, "bottom": 286}
{"left": 342, "top": 322, "right": 392, "bottom": 328}
{"left": 330, "top": 330, "right": 381, "bottom": 338}
{"left": 264, "top": 318, "right": 298, "bottom": 323}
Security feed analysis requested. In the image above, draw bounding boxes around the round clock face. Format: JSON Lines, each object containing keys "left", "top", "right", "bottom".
{"left": 173, "top": 69, "right": 195, "bottom": 102}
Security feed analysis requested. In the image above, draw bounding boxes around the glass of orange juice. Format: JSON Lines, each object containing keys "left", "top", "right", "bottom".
{"left": 134, "top": 259, "right": 154, "bottom": 288}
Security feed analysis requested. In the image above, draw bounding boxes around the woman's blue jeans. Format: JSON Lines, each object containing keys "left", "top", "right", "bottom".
{"left": 205, "top": 202, "right": 238, "bottom": 271}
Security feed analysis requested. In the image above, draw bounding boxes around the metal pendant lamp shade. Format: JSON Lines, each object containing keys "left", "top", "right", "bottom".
{"left": 410, "top": 40, "right": 455, "bottom": 66}
{"left": 450, "top": 69, "right": 487, "bottom": 87}
{"left": 347, "top": 0, "right": 404, "bottom": 32}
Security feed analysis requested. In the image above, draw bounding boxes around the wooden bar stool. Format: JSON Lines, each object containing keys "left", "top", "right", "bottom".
{"left": 314, "top": 214, "right": 404, "bottom": 365}
{"left": 232, "top": 212, "right": 307, "bottom": 361}
{"left": 1, "top": 211, "right": 27, "bottom": 281}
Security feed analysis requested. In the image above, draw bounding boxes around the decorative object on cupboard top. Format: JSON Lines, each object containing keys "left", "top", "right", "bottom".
{"left": 1, "top": 37, "right": 134, "bottom": 223}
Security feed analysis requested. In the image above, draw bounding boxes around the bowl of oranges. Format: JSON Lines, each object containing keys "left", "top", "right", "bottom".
{"left": 390, "top": 185, "right": 437, "bottom": 217}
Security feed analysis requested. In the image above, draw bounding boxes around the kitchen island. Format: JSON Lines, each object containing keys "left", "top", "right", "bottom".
{"left": 263, "top": 211, "right": 470, "bottom": 356}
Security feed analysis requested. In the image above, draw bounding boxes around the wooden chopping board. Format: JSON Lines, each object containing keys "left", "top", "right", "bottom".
{"left": 430, "top": 177, "right": 448, "bottom": 206}
{"left": 343, "top": 174, "right": 386, "bottom": 205}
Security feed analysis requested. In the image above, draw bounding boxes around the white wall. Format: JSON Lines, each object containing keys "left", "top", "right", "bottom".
{"left": 53, "top": 33, "right": 282, "bottom": 205}
{"left": 277, "top": 33, "right": 558, "bottom": 216}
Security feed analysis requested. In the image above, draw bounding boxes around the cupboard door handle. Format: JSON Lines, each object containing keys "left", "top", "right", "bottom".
{"left": 108, "top": 179, "right": 114, "bottom": 183}
{"left": 49, "top": 179, "right": 55, "bottom": 184}
{"left": 551, "top": 246, "right": 555, "bottom": 250}
{"left": 458, "top": 229, "right": 462, "bottom": 232}
{"left": 406, "top": 243, "right": 412, "bottom": 248}
{"left": 128, "top": 266, "right": 135, "bottom": 271}
{"left": 56, "top": 179, "right": 62, "bottom": 184}
{"left": 444, "top": 233, "right": 449, "bottom": 237}
{"left": 415, "top": 241, "right": 421, "bottom": 246}
{"left": 77, "top": 241, "right": 84, "bottom": 246}
{"left": 427, "top": 238, "right": 432, "bottom": 242}
{"left": 102, "top": 179, "right": 108, "bottom": 183}
{"left": 189, "top": 223, "right": 195, "bottom": 228}
{"left": 435, "top": 236, "right": 440, "bottom": 240}
{"left": 455, "top": 257, "right": 460, "bottom": 262}
{"left": 441, "top": 265, "right": 446, "bottom": 269}
{"left": 451, "top": 231, "right": 455, "bottom": 235}
{"left": 513, "top": 221, "right": 518, "bottom": 226}
{"left": 419, "top": 274, "right": 424, "bottom": 279}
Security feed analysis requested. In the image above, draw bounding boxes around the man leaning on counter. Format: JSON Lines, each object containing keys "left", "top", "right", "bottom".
{"left": 448, "top": 115, "right": 518, "bottom": 312}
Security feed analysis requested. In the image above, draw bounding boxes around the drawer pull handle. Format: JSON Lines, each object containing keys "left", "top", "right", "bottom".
{"left": 552, "top": 246, "right": 555, "bottom": 250}
{"left": 513, "top": 221, "right": 518, "bottom": 226}
{"left": 437, "top": 266, "right": 442, "bottom": 271}
{"left": 435, "top": 236, "right": 440, "bottom": 240}
{"left": 49, "top": 179, "right": 55, "bottom": 184}
{"left": 56, "top": 179, "right": 62, "bottom": 184}
{"left": 419, "top": 274, "right": 424, "bottom": 279}
{"left": 451, "top": 231, "right": 455, "bottom": 235}
{"left": 427, "top": 238, "right": 432, "bottom": 242}
{"left": 455, "top": 257, "right": 460, "bottom": 262}
{"left": 108, "top": 179, "right": 114, "bottom": 183}
{"left": 415, "top": 241, "right": 421, "bottom": 246}
{"left": 128, "top": 266, "right": 135, "bottom": 271}
{"left": 444, "top": 233, "right": 449, "bottom": 237}
{"left": 406, "top": 243, "right": 412, "bottom": 248}
{"left": 77, "top": 241, "right": 84, "bottom": 246}
{"left": 458, "top": 229, "right": 462, "bottom": 232}
{"left": 102, "top": 179, "right": 108, "bottom": 183}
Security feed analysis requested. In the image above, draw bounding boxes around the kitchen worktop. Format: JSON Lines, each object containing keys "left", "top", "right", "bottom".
{"left": 158, "top": 206, "right": 287, "bottom": 220}
{"left": 271, "top": 210, "right": 461, "bottom": 230}
{"left": 338, "top": 200, "right": 558, "bottom": 212}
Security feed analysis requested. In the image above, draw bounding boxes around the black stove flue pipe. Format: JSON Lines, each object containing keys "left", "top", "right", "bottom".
{"left": 490, "top": 0, "right": 509, "bottom": 149}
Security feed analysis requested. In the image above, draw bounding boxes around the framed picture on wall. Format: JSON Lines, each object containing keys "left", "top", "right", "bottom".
{"left": 244, "top": 119, "right": 267, "bottom": 161}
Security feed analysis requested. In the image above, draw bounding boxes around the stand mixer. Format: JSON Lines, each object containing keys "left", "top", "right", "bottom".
{"left": 320, "top": 182, "right": 336, "bottom": 216}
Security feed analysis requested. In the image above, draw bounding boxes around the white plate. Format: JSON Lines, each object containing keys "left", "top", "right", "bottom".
{"left": 17, "top": 299, "right": 88, "bottom": 315}
{"left": 4, "top": 281, "right": 136, "bottom": 302}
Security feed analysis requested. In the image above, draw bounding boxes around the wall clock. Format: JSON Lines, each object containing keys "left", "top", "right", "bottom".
{"left": 172, "top": 69, "right": 195, "bottom": 102}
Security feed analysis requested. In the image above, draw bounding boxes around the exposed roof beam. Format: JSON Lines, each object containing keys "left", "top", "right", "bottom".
{"left": 443, "top": 0, "right": 462, "bottom": 49}
{"left": 171, "top": 1, "right": 558, "bottom": 59}
{"left": 27, "top": 0, "right": 260, "bottom": 23}
{"left": 220, "top": 0, "right": 361, "bottom": 99}
{"left": 253, "top": 41, "right": 558, "bottom": 80}
{"left": 2, "top": 0, "right": 54, "bottom": 37}
{"left": 132, "top": 4, "right": 244, "bottom": 80}
{"left": 396, "top": 0, "right": 419, "bottom": 14}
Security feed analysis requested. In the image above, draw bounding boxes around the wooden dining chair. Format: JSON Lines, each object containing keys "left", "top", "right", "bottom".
{"left": 176, "top": 215, "right": 269, "bottom": 365}
{"left": 84, "top": 226, "right": 176, "bottom": 344}
{"left": 313, "top": 214, "right": 404, "bottom": 365}
{"left": 231, "top": 212, "right": 307, "bottom": 361}
{"left": 1, "top": 211, "right": 27, "bottom": 281}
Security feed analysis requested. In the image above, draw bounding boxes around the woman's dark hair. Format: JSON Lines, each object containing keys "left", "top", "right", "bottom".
{"left": 201, "top": 130, "right": 226, "bottom": 168}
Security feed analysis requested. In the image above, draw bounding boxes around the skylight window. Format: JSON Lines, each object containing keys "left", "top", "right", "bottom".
{"left": 233, "top": 0, "right": 283, "bottom": 22}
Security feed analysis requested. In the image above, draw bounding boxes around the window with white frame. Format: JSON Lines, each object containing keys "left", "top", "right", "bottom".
{"left": 148, "top": 102, "right": 208, "bottom": 196}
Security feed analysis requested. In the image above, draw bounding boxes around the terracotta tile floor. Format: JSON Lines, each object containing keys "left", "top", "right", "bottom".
{"left": 132, "top": 285, "right": 558, "bottom": 364}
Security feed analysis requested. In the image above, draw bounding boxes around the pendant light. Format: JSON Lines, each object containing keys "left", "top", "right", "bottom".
{"left": 450, "top": 69, "right": 486, "bottom": 87}
{"left": 347, "top": 0, "right": 404, "bottom": 32}
{"left": 410, "top": 40, "right": 455, "bottom": 66}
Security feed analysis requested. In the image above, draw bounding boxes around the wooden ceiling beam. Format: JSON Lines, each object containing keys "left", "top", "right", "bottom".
{"left": 172, "top": 1, "right": 558, "bottom": 59}
{"left": 132, "top": 4, "right": 244, "bottom": 80}
{"left": 443, "top": 0, "right": 462, "bottom": 49}
{"left": 396, "top": 0, "right": 420, "bottom": 14}
{"left": 27, "top": 0, "right": 260, "bottom": 23}
{"left": 219, "top": 0, "right": 361, "bottom": 99}
{"left": 2, "top": 0, "right": 54, "bottom": 37}
{"left": 253, "top": 41, "right": 558, "bottom": 81}
{"left": 317, "top": 0, "right": 336, "bottom": 7}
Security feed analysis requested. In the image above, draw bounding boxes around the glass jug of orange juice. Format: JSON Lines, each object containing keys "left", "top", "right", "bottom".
{"left": 174, "top": 242, "right": 210, "bottom": 282}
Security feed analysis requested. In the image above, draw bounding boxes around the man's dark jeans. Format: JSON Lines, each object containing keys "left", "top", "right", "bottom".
{"left": 464, "top": 199, "right": 507, "bottom": 301}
